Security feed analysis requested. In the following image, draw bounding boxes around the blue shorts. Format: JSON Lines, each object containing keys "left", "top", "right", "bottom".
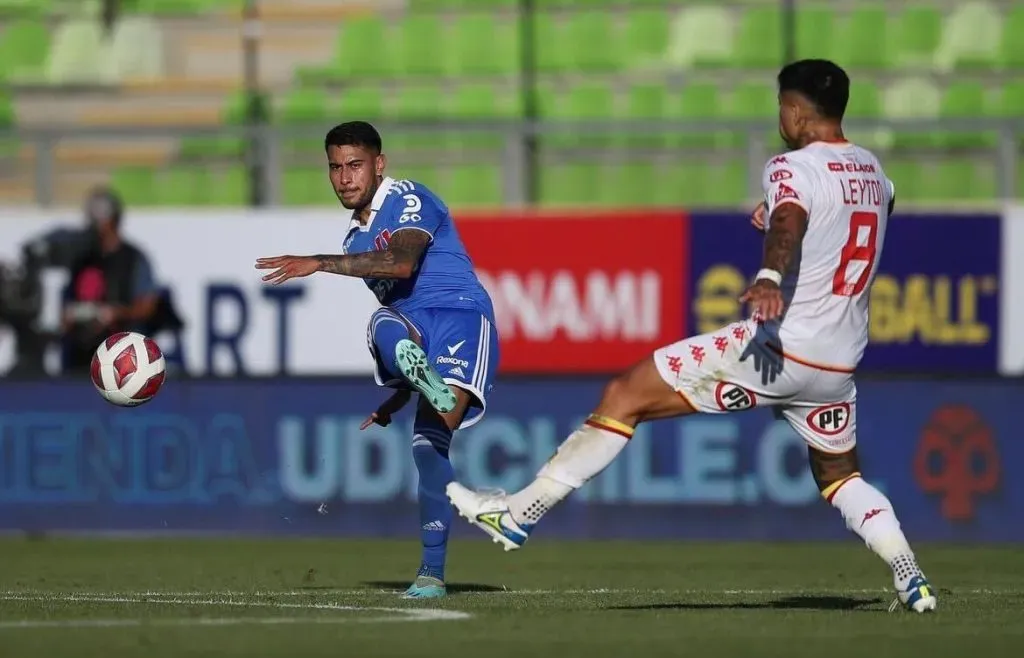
{"left": 367, "top": 306, "right": 499, "bottom": 429}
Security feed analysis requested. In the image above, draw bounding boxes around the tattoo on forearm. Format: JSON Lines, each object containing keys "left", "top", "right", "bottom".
{"left": 315, "top": 230, "right": 429, "bottom": 279}
{"left": 762, "top": 204, "right": 808, "bottom": 274}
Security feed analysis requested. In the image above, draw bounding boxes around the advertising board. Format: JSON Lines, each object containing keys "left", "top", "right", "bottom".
{"left": 689, "top": 211, "right": 1004, "bottom": 373}
{"left": 1, "top": 377, "right": 1018, "bottom": 542}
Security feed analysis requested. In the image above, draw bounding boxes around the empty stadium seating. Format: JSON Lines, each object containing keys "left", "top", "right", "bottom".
{"left": 0, "top": 0, "right": 1021, "bottom": 207}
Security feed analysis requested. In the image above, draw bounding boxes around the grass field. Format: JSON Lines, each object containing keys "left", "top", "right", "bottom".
{"left": 0, "top": 538, "right": 1021, "bottom": 658}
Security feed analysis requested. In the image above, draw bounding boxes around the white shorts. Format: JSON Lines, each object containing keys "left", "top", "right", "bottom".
{"left": 652, "top": 320, "right": 857, "bottom": 453}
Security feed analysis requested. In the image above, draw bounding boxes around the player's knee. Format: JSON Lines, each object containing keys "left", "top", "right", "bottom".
{"left": 808, "top": 446, "right": 861, "bottom": 492}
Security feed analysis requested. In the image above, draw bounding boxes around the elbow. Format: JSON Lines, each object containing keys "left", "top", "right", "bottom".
{"left": 394, "top": 262, "right": 415, "bottom": 279}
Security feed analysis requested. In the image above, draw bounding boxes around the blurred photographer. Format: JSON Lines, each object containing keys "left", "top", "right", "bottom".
{"left": 61, "top": 187, "right": 160, "bottom": 374}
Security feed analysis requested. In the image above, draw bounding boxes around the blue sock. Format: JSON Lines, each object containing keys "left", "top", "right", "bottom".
{"left": 370, "top": 309, "right": 410, "bottom": 375}
{"left": 412, "top": 414, "right": 455, "bottom": 582}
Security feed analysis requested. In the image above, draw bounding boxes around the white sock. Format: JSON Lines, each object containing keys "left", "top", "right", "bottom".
{"left": 828, "top": 475, "right": 924, "bottom": 589}
{"left": 508, "top": 416, "right": 633, "bottom": 526}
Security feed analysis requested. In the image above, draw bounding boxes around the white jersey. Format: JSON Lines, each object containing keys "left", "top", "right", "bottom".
{"left": 760, "top": 141, "right": 894, "bottom": 372}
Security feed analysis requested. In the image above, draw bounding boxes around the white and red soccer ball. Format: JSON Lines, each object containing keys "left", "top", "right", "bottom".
{"left": 90, "top": 331, "right": 166, "bottom": 407}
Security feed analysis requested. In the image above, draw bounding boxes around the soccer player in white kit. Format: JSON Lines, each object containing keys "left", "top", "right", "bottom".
{"left": 447, "top": 59, "right": 937, "bottom": 613}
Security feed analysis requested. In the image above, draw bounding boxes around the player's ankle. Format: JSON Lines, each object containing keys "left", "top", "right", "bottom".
{"left": 509, "top": 477, "right": 572, "bottom": 525}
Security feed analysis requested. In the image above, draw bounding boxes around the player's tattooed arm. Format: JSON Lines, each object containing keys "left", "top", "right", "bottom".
{"left": 316, "top": 229, "right": 430, "bottom": 279}
{"left": 762, "top": 203, "right": 809, "bottom": 275}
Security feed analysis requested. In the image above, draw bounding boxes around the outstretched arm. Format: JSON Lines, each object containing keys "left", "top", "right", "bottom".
{"left": 256, "top": 229, "right": 431, "bottom": 285}
{"left": 317, "top": 229, "right": 430, "bottom": 279}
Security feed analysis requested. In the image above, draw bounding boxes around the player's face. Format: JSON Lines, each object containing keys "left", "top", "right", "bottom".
{"left": 327, "top": 145, "right": 386, "bottom": 210}
{"left": 777, "top": 91, "right": 807, "bottom": 150}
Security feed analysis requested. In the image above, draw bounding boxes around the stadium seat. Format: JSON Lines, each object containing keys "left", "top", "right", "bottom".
{"left": 0, "top": 0, "right": 53, "bottom": 18}
{"left": 623, "top": 9, "right": 671, "bottom": 70}
{"left": 726, "top": 82, "right": 778, "bottom": 149}
{"left": 387, "top": 85, "right": 448, "bottom": 150}
{"left": 666, "top": 6, "right": 734, "bottom": 68}
{"left": 1000, "top": 6, "right": 1024, "bottom": 68}
{"left": 104, "top": 16, "right": 165, "bottom": 81}
{"left": 563, "top": 11, "right": 617, "bottom": 72}
{"left": 935, "top": 2, "right": 1002, "bottom": 71}
{"left": 674, "top": 82, "right": 724, "bottom": 148}
{"left": 450, "top": 15, "right": 518, "bottom": 76}
{"left": 46, "top": 18, "right": 109, "bottom": 84}
{"left": 447, "top": 164, "right": 503, "bottom": 207}
{"left": 0, "top": 19, "right": 49, "bottom": 80}
{"left": 621, "top": 83, "right": 670, "bottom": 148}
{"left": 891, "top": 6, "right": 942, "bottom": 68}
{"left": 280, "top": 88, "right": 332, "bottom": 156}
{"left": 884, "top": 161, "right": 922, "bottom": 202}
{"left": 110, "top": 166, "right": 157, "bottom": 206}
{"left": 603, "top": 162, "right": 661, "bottom": 206}
{"left": 450, "top": 84, "right": 517, "bottom": 149}
{"left": 938, "top": 82, "right": 993, "bottom": 148}
{"left": 207, "top": 167, "right": 247, "bottom": 205}
{"left": 845, "top": 81, "right": 888, "bottom": 149}
{"left": 539, "top": 163, "right": 603, "bottom": 206}
{"left": 794, "top": 7, "right": 834, "bottom": 61}
{"left": 834, "top": 6, "right": 888, "bottom": 70}
{"left": 156, "top": 167, "right": 210, "bottom": 205}
{"left": 396, "top": 14, "right": 446, "bottom": 77}
{"left": 337, "top": 86, "right": 384, "bottom": 121}
{"left": 883, "top": 78, "right": 940, "bottom": 149}
{"left": 735, "top": 6, "right": 783, "bottom": 68}
{"left": 333, "top": 16, "right": 393, "bottom": 79}
{"left": 282, "top": 167, "right": 333, "bottom": 206}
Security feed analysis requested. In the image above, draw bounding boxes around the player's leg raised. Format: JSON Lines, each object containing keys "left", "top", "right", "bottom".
{"left": 447, "top": 346, "right": 696, "bottom": 551}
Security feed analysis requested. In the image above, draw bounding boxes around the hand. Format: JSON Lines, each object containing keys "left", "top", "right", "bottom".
{"left": 739, "top": 279, "right": 785, "bottom": 322}
{"left": 360, "top": 410, "right": 392, "bottom": 430}
{"left": 255, "top": 255, "right": 319, "bottom": 285}
{"left": 751, "top": 203, "right": 767, "bottom": 231}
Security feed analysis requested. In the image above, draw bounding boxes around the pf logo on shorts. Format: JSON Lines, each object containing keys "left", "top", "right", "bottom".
{"left": 807, "top": 403, "right": 851, "bottom": 436}
{"left": 715, "top": 382, "right": 756, "bottom": 411}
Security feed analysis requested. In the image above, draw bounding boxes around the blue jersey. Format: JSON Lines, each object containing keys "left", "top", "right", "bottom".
{"left": 342, "top": 177, "right": 494, "bottom": 318}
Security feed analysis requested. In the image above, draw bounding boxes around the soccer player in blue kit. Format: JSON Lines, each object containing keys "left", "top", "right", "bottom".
{"left": 255, "top": 121, "right": 499, "bottom": 599}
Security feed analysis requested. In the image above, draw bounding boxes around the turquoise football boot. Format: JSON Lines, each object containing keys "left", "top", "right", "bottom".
{"left": 402, "top": 567, "right": 447, "bottom": 599}
{"left": 395, "top": 339, "right": 457, "bottom": 414}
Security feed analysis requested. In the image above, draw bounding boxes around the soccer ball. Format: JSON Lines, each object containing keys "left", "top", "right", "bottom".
{"left": 90, "top": 331, "right": 166, "bottom": 407}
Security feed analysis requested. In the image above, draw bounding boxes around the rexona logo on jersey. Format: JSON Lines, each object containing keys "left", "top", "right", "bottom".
{"left": 460, "top": 211, "right": 689, "bottom": 373}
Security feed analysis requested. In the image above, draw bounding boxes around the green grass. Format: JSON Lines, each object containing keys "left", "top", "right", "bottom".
{"left": 0, "top": 539, "right": 1021, "bottom": 657}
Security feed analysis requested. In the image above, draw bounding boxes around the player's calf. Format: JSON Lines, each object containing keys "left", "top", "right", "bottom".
{"left": 811, "top": 447, "right": 936, "bottom": 613}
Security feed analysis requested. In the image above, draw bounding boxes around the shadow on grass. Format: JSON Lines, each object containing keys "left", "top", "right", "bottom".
{"left": 610, "top": 595, "right": 885, "bottom": 612}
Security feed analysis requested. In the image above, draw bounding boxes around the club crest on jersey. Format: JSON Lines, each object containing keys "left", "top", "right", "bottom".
{"left": 806, "top": 403, "right": 851, "bottom": 436}
{"left": 774, "top": 183, "right": 800, "bottom": 204}
{"left": 714, "top": 383, "right": 756, "bottom": 411}
{"left": 769, "top": 169, "right": 793, "bottom": 183}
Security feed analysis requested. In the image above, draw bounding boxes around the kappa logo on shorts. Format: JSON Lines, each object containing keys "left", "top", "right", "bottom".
{"left": 806, "top": 403, "right": 852, "bottom": 436}
{"left": 714, "top": 383, "right": 756, "bottom": 411}
{"left": 666, "top": 355, "right": 682, "bottom": 375}
{"left": 713, "top": 336, "right": 729, "bottom": 356}
{"left": 689, "top": 345, "right": 706, "bottom": 368}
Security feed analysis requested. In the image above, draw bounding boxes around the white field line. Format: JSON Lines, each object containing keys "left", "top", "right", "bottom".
{"left": 0, "top": 593, "right": 471, "bottom": 629}
{"left": 0, "top": 587, "right": 1014, "bottom": 597}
